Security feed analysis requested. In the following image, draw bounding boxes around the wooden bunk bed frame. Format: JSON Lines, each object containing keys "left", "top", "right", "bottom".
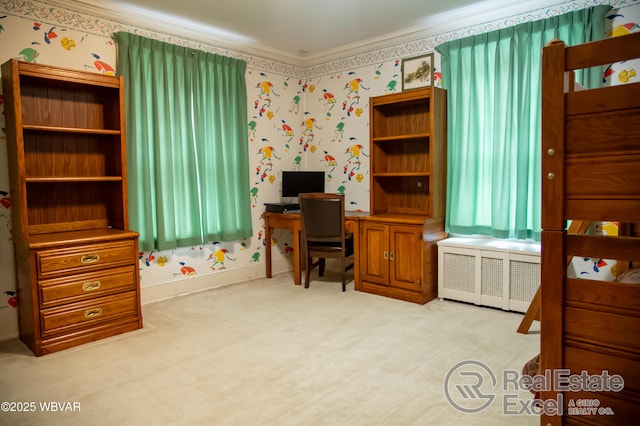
{"left": 540, "top": 32, "right": 640, "bottom": 425}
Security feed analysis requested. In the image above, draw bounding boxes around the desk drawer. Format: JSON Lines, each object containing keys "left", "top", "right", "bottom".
{"left": 37, "top": 240, "right": 135, "bottom": 278}
{"left": 39, "top": 266, "right": 137, "bottom": 308}
{"left": 41, "top": 291, "right": 138, "bottom": 337}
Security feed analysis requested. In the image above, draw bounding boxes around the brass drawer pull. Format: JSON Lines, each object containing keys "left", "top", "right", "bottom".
{"left": 82, "top": 281, "right": 101, "bottom": 291}
{"left": 84, "top": 307, "right": 103, "bottom": 319}
{"left": 81, "top": 254, "right": 100, "bottom": 264}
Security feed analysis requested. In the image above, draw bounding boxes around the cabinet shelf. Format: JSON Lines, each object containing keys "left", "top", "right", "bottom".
{"left": 372, "top": 133, "right": 429, "bottom": 143}
{"left": 373, "top": 172, "right": 430, "bottom": 177}
{"left": 18, "top": 61, "right": 121, "bottom": 88}
{"left": 23, "top": 125, "right": 121, "bottom": 135}
{"left": 26, "top": 177, "right": 123, "bottom": 183}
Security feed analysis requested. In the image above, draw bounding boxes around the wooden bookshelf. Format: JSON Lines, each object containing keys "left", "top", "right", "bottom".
{"left": 2, "top": 59, "right": 142, "bottom": 356}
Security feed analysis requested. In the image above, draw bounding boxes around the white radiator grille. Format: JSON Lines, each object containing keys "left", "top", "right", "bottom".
{"left": 510, "top": 260, "right": 540, "bottom": 302}
{"left": 443, "top": 253, "right": 475, "bottom": 293}
{"left": 481, "top": 257, "right": 503, "bottom": 297}
{"left": 438, "top": 238, "right": 540, "bottom": 312}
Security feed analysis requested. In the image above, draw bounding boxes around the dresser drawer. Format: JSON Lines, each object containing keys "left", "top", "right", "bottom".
{"left": 40, "top": 291, "right": 139, "bottom": 337}
{"left": 37, "top": 240, "right": 135, "bottom": 279}
{"left": 39, "top": 266, "right": 137, "bottom": 308}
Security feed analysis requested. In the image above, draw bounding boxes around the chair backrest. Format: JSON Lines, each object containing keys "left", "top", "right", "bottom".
{"left": 299, "top": 193, "right": 345, "bottom": 243}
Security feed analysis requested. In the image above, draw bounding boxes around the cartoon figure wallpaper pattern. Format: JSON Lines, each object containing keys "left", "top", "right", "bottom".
{"left": 244, "top": 65, "right": 383, "bottom": 256}
{"left": 0, "top": 15, "right": 116, "bottom": 74}
{"left": 0, "top": 189, "right": 13, "bottom": 312}
{"left": 569, "top": 222, "right": 619, "bottom": 282}
{"left": 604, "top": 11, "right": 639, "bottom": 85}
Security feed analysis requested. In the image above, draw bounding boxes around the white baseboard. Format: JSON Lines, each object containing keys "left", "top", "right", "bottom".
{"left": 141, "top": 259, "right": 293, "bottom": 305}
{"left": 0, "top": 308, "right": 19, "bottom": 341}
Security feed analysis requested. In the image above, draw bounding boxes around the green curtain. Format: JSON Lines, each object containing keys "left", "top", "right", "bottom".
{"left": 435, "top": 5, "right": 611, "bottom": 241}
{"left": 115, "top": 32, "right": 252, "bottom": 250}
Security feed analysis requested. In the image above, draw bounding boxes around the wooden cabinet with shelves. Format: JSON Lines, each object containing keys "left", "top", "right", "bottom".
{"left": 2, "top": 59, "right": 142, "bottom": 356}
{"left": 356, "top": 87, "right": 447, "bottom": 304}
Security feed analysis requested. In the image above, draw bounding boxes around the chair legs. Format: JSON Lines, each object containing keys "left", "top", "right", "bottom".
{"left": 304, "top": 257, "right": 324, "bottom": 288}
{"left": 304, "top": 255, "right": 312, "bottom": 289}
{"left": 304, "top": 256, "right": 353, "bottom": 291}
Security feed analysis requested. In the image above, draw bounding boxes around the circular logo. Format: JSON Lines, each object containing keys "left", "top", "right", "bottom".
{"left": 444, "top": 360, "right": 497, "bottom": 413}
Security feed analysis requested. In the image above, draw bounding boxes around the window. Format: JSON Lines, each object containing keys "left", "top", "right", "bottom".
{"left": 115, "top": 32, "right": 252, "bottom": 250}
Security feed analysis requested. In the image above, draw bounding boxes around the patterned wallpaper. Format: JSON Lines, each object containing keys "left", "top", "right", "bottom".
{"left": 0, "top": 0, "right": 639, "bottom": 339}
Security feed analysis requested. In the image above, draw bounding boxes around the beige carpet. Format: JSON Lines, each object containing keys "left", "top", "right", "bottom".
{"left": 0, "top": 273, "right": 540, "bottom": 425}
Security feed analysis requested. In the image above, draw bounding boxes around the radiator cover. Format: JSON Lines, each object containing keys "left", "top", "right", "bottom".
{"left": 437, "top": 237, "right": 540, "bottom": 313}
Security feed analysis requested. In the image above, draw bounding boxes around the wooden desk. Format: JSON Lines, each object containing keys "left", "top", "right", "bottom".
{"left": 263, "top": 211, "right": 365, "bottom": 285}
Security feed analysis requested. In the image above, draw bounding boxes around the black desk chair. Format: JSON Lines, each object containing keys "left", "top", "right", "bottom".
{"left": 299, "top": 193, "right": 354, "bottom": 291}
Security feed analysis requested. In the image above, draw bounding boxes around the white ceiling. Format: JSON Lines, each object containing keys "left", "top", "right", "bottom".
{"left": 55, "top": 0, "right": 562, "bottom": 65}
{"left": 108, "top": 0, "right": 483, "bottom": 55}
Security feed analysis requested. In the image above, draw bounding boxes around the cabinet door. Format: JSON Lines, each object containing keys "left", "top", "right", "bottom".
{"left": 359, "top": 222, "right": 389, "bottom": 285}
{"left": 389, "top": 225, "right": 423, "bottom": 291}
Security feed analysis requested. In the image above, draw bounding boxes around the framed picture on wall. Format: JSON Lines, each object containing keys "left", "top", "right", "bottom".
{"left": 401, "top": 53, "right": 434, "bottom": 91}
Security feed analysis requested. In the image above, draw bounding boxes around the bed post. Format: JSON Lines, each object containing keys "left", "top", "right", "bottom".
{"left": 540, "top": 38, "right": 567, "bottom": 426}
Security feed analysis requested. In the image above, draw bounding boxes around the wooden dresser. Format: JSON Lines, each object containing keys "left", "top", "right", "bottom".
{"left": 2, "top": 59, "right": 142, "bottom": 356}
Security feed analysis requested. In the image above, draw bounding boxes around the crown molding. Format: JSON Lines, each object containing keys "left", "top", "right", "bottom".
{"left": 1, "top": 0, "right": 627, "bottom": 78}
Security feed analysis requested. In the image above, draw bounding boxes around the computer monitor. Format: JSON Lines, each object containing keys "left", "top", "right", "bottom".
{"left": 281, "top": 171, "right": 325, "bottom": 199}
